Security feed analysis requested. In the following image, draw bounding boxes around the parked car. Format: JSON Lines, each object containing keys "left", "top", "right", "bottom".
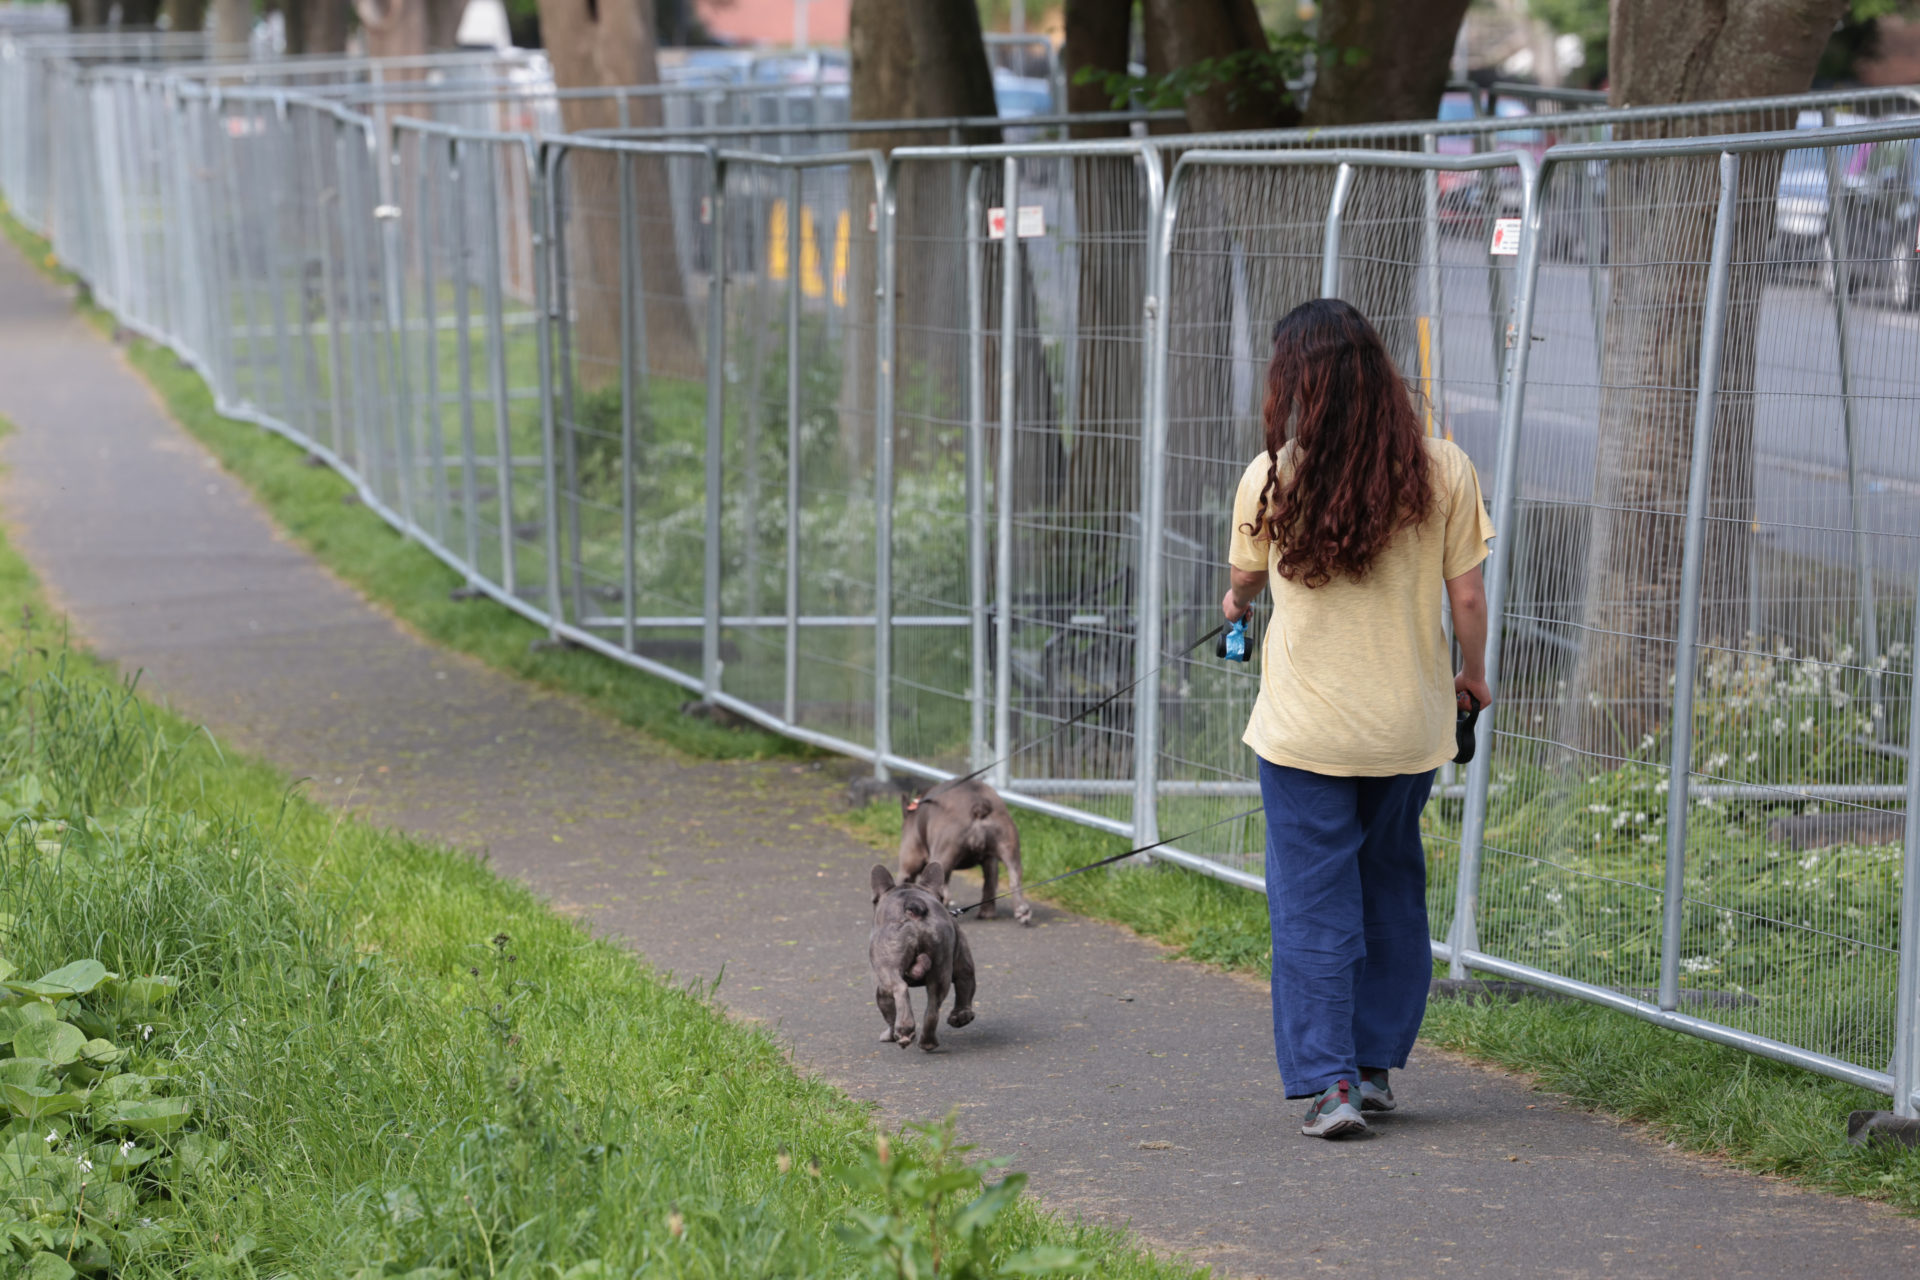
{"left": 1770, "top": 109, "right": 1920, "bottom": 309}
{"left": 1434, "top": 91, "right": 1552, "bottom": 234}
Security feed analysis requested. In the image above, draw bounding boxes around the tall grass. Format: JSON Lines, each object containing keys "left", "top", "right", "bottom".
{"left": 0, "top": 597, "right": 1193, "bottom": 1277}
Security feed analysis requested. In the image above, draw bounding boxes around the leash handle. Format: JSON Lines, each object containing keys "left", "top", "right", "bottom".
{"left": 1454, "top": 692, "right": 1482, "bottom": 765}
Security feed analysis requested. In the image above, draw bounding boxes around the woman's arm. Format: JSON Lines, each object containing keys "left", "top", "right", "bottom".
{"left": 1223, "top": 566, "right": 1266, "bottom": 622}
{"left": 1446, "top": 565, "right": 1493, "bottom": 708}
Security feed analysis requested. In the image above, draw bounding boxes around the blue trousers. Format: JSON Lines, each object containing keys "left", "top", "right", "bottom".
{"left": 1258, "top": 760, "right": 1435, "bottom": 1098}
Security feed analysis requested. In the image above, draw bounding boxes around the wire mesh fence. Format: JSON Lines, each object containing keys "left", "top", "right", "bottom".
{"left": 1, "top": 42, "right": 1915, "bottom": 1117}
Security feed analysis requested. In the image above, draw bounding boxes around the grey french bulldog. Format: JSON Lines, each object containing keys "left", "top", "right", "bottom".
{"left": 898, "top": 779, "right": 1031, "bottom": 925}
{"left": 868, "top": 862, "right": 977, "bottom": 1051}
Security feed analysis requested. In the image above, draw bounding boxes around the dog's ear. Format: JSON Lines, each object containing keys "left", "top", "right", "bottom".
{"left": 917, "top": 861, "right": 948, "bottom": 893}
{"left": 901, "top": 790, "right": 916, "bottom": 817}
{"left": 870, "top": 864, "right": 895, "bottom": 903}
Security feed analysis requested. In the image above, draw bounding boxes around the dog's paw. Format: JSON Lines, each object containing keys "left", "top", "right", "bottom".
{"left": 947, "top": 1007, "right": 975, "bottom": 1028}
{"left": 893, "top": 1026, "right": 917, "bottom": 1048}
{"left": 919, "top": 1035, "right": 939, "bottom": 1053}
{"left": 1015, "top": 903, "right": 1033, "bottom": 926}
{"left": 977, "top": 904, "right": 997, "bottom": 920}
{"left": 879, "top": 1029, "right": 902, "bottom": 1043}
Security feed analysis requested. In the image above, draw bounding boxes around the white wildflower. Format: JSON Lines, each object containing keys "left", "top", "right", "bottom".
{"left": 1799, "top": 853, "right": 1820, "bottom": 870}
{"left": 42, "top": 1130, "right": 57, "bottom": 1147}
{"left": 75, "top": 1156, "right": 92, "bottom": 1174}
{"left": 1705, "top": 753, "right": 1729, "bottom": 772}
{"left": 141, "top": 1025, "right": 153, "bottom": 1041}
{"left": 1771, "top": 718, "right": 1786, "bottom": 735}
{"left": 1545, "top": 889, "right": 1564, "bottom": 905}
{"left": 1744, "top": 751, "right": 1759, "bottom": 763}
{"left": 1587, "top": 803, "right": 1611, "bottom": 814}
{"left": 119, "top": 1140, "right": 135, "bottom": 1157}
{"left": 1679, "top": 956, "right": 1716, "bottom": 974}
{"left": 1798, "top": 716, "right": 1815, "bottom": 734}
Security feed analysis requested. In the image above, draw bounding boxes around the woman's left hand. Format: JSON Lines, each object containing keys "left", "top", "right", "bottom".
{"left": 1222, "top": 588, "right": 1250, "bottom": 623}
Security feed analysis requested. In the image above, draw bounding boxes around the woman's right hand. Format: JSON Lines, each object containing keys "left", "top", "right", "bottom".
{"left": 1455, "top": 672, "right": 1493, "bottom": 710}
{"left": 1222, "top": 588, "right": 1250, "bottom": 623}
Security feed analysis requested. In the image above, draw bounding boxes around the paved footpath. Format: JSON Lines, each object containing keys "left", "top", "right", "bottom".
{"left": 2, "top": 246, "right": 1917, "bottom": 1278}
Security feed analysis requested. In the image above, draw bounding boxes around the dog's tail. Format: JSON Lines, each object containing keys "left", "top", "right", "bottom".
{"left": 908, "top": 953, "right": 932, "bottom": 981}
{"left": 970, "top": 797, "right": 993, "bottom": 822}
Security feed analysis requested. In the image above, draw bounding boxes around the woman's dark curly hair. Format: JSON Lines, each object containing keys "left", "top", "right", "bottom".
{"left": 1243, "top": 298, "right": 1433, "bottom": 588}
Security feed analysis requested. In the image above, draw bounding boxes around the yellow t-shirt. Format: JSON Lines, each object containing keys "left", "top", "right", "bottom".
{"left": 1227, "top": 437, "right": 1495, "bottom": 777}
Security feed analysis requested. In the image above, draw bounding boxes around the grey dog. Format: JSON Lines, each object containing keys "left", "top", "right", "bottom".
{"left": 898, "top": 780, "right": 1031, "bottom": 925}
{"left": 868, "top": 863, "right": 977, "bottom": 1051}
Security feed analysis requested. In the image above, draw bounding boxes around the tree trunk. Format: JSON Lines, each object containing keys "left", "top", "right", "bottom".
{"left": 284, "top": 0, "right": 351, "bottom": 53}
{"left": 1564, "top": 0, "right": 1847, "bottom": 749}
{"left": 352, "top": 0, "right": 466, "bottom": 58}
{"left": 1305, "top": 0, "right": 1473, "bottom": 126}
{"left": 163, "top": 0, "right": 209, "bottom": 34}
{"left": 535, "top": 0, "right": 701, "bottom": 383}
{"left": 1142, "top": 0, "right": 1295, "bottom": 133}
{"left": 211, "top": 0, "right": 249, "bottom": 47}
{"left": 1065, "top": 0, "right": 1131, "bottom": 140}
{"left": 119, "top": 0, "right": 162, "bottom": 28}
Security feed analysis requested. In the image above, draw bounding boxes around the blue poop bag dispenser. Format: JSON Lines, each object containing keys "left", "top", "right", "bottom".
{"left": 1217, "top": 614, "right": 1253, "bottom": 662}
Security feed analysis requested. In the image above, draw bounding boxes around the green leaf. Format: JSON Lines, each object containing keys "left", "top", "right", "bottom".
{"left": 78, "top": 1039, "right": 125, "bottom": 1070}
{"left": 101, "top": 1098, "right": 190, "bottom": 1136}
{"left": 115, "top": 975, "right": 178, "bottom": 1008}
{"left": 21, "top": 1251, "right": 76, "bottom": 1280}
{"left": 7, "top": 961, "right": 112, "bottom": 1001}
{"left": 0, "top": 1059, "right": 54, "bottom": 1090}
{"left": 0, "top": 1085, "right": 82, "bottom": 1122}
{"left": 1000, "top": 1245, "right": 1087, "bottom": 1277}
{"left": 11, "top": 1021, "right": 86, "bottom": 1067}
{"left": 90, "top": 1074, "right": 150, "bottom": 1104}
{"left": 0, "top": 1002, "right": 55, "bottom": 1045}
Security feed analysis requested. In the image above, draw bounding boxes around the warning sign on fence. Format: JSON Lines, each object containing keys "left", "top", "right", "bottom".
{"left": 987, "top": 206, "right": 1046, "bottom": 240}
{"left": 1489, "top": 218, "right": 1523, "bottom": 256}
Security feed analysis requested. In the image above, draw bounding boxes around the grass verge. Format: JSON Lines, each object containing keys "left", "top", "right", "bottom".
{"left": 0, "top": 437, "right": 1192, "bottom": 1275}
{"left": 3, "top": 211, "right": 1917, "bottom": 1225}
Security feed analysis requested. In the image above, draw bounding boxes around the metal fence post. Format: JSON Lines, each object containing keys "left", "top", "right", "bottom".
{"left": 783, "top": 163, "right": 804, "bottom": 726}
{"left": 450, "top": 137, "right": 483, "bottom": 584}
{"left": 992, "top": 153, "right": 1021, "bottom": 790}
{"left": 1448, "top": 155, "right": 1546, "bottom": 978}
{"left": 618, "top": 148, "right": 638, "bottom": 655}
{"left": 872, "top": 154, "right": 898, "bottom": 777}
{"left": 1820, "top": 109, "right": 1884, "bottom": 730}
{"left": 1894, "top": 594, "right": 1920, "bottom": 1118}
{"left": 1320, "top": 161, "right": 1354, "bottom": 299}
{"left": 480, "top": 138, "right": 518, "bottom": 596}
{"left": 533, "top": 139, "right": 565, "bottom": 632}
{"left": 415, "top": 131, "right": 451, "bottom": 551}
{"left": 1656, "top": 150, "right": 1741, "bottom": 1013}
{"left": 1132, "top": 141, "right": 1167, "bottom": 848}
{"left": 701, "top": 148, "right": 728, "bottom": 697}
{"left": 379, "top": 123, "right": 417, "bottom": 533}
{"left": 965, "top": 162, "right": 990, "bottom": 772}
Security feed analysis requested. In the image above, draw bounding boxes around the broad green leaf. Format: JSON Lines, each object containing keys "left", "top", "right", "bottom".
{"left": 0, "top": 959, "right": 14, "bottom": 985}
{"left": 0, "top": 1085, "right": 82, "bottom": 1122}
{"left": 1001, "top": 1245, "right": 1087, "bottom": 1277}
{"left": 116, "top": 975, "right": 179, "bottom": 1008}
{"left": 0, "top": 1002, "right": 55, "bottom": 1045}
{"left": 21, "top": 1250, "right": 76, "bottom": 1280}
{"left": 100, "top": 1098, "right": 190, "bottom": 1136}
{"left": 0, "top": 1059, "right": 53, "bottom": 1090}
{"left": 561, "top": 1264, "right": 609, "bottom": 1280}
{"left": 6, "top": 960, "right": 112, "bottom": 1001}
{"left": 11, "top": 1021, "right": 85, "bottom": 1067}
{"left": 85, "top": 1180, "right": 135, "bottom": 1226}
{"left": 91, "top": 1074, "right": 151, "bottom": 1104}
{"left": 2, "top": 1221, "right": 59, "bottom": 1253}
{"left": 78, "top": 1039, "right": 124, "bottom": 1069}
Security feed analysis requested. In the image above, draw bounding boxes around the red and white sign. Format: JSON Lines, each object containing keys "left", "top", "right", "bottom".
{"left": 868, "top": 201, "right": 877, "bottom": 233}
{"left": 987, "top": 205, "right": 1046, "bottom": 240}
{"left": 1489, "top": 218, "right": 1523, "bottom": 256}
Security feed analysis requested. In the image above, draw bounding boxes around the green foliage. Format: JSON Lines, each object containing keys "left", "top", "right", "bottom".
{"left": 0, "top": 940, "right": 193, "bottom": 1280}
{"left": 1071, "top": 30, "right": 1332, "bottom": 118}
{"left": 833, "top": 1117, "right": 1081, "bottom": 1280}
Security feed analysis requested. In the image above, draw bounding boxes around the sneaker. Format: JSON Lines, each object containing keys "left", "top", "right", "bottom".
{"left": 1358, "top": 1068, "right": 1395, "bottom": 1113}
{"left": 1300, "top": 1080, "right": 1368, "bottom": 1138}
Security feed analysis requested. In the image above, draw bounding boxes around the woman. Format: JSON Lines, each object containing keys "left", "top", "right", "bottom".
{"left": 1223, "top": 298, "right": 1494, "bottom": 1139}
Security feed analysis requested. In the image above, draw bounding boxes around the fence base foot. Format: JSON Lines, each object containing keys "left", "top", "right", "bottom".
{"left": 302, "top": 453, "right": 329, "bottom": 468}
{"left": 680, "top": 698, "right": 746, "bottom": 730}
{"left": 1847, "top": 1111, "right": 1920, "bottom": 1149}
{"left": 1429, "top": 977, "right": 1575, "bottom": 1005}
{"left": 448, "top": 585, "right": 487, "bottom": 602}
{"left": 528, "top": 634, "right": 578, "bottom": 654}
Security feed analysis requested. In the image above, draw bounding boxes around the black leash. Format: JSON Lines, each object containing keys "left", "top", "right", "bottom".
{"left": 950, "top": 803, "right": 1265, "bottom": 918}
{"left": 915, "top": 619, "right": 1236, "bottom": 810}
